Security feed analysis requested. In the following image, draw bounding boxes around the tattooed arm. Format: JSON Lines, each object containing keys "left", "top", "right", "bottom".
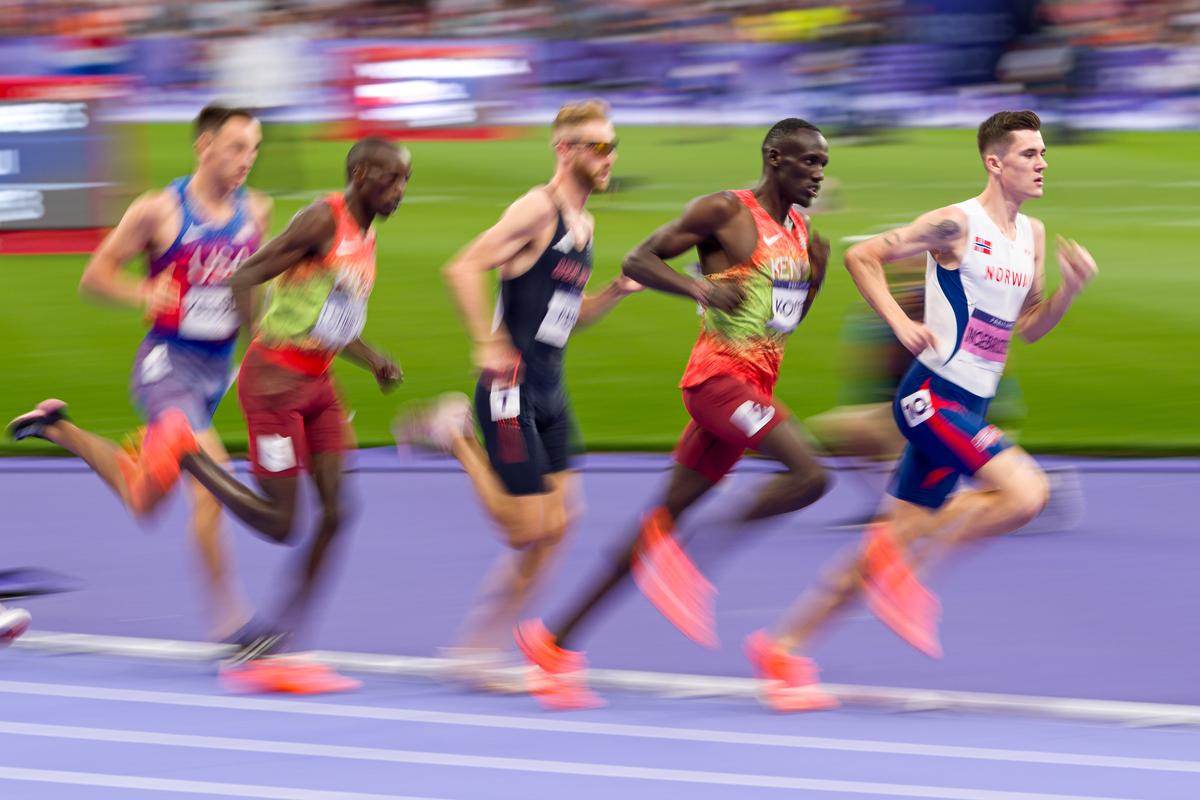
{"left": 843, "top": 206, "right": 968, "bottom": 355}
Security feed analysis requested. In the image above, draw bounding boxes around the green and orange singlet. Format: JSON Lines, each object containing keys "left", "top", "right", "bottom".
{"left": 254, "top": 192, "right": 377, "bottom": 375}
{"left": 680, "top": 189, "right": 813, "bottom": 395}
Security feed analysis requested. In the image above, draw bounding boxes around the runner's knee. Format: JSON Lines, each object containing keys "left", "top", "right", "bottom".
{"left": 787, "top": 463, "right": 830, "bottom": 508}
{"left": 1007, "top": 470, "right": 1049, "bottom": 527}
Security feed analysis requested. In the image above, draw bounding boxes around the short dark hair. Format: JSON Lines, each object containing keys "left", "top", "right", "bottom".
{"left": 762, "top": 118, "right": 822, "bottom": 154}
{"left": 346, "top": 137, "right": 400, "bottom": 180}
{"left": 977, "top": 110, "right": 1041, "bottom": 155}
{"left": 193, "top": 103, "right": 255, "bottom": 140}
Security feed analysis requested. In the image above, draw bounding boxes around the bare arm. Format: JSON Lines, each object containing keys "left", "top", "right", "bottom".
{"left": 621, "top": 192, "right": 745, "bottom": 311}
{"left": 577, "top": 274, "right": 642, "bottom": 328}
{"left": 341, "top": 338, "right": 403, "bottom": 391}
{"left": 1016, "top": 220, "right": 1097, "bottom": 342}
{"left": 245, "top": 191, "right": 275, "bottom": 322}
{"left": 844, "top": 206, "right": 967, "bottom": 354}
{"left": 443, "top": 190, "right": 556, "bottom": 371}
{"left": 79, "top": 191, "right": 168, "bottom": 310}
{"left": 799, "top": 225, "right": 830, "bottom": 322}
{"left": 229, "top": 201, "right": 335, "bottom": 330}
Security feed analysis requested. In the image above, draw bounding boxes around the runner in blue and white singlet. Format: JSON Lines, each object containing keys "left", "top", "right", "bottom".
{"left": 6, "top": 104, "right": 270, "bottom": 645}
{"left": 751, "top": 111, "right": 1098, "bottom": 673}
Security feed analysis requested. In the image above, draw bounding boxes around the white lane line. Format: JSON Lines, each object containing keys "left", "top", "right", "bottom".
{"left": 0, "top": 765, "right": 447, "bottom": 800}
{"left": 15, "top": 631, "right": 1200, "bottom": 728}
{"left": 0, "top": 721, "right": 1144, "bottom": 800}
{"left": 0, "top": 681, "right": 1197, "bottom": 774}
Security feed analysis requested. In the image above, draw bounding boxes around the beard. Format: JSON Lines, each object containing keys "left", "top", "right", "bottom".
{"left": 573, "top": 160, "right": 607, "bottom": 191}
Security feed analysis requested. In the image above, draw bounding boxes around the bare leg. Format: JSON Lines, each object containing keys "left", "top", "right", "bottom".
{"left": 456, "top": 470, "right": 577, "bottom": 651}
{"left": 771, "top": 447, "right": 1047, "bottom": 653}
{"left": 188, "top": 429, "right": 252, "bottom": 641}
{"left": 181, "top": 450, "right": 298, "bottom": 543}
{"left": 550, "top": 464, "right": 716, "bottom": 648}
{"left": 272, "top": 451, "right": 347, "bottom": 632}
{"left": 39, "top": 420, "right": 136, "bottom": 507}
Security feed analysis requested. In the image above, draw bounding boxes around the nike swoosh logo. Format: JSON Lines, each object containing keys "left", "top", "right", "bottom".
{"left": 552, "top": 232, "right": 576, "bottom": 253}
{"left": 763, "top": 233, "right": 782, "bottom": 247}
{"left": 181, "top": 225, "right": 204, "bottom": 245}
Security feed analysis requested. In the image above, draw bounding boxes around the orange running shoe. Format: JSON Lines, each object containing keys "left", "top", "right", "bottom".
{"left": 514, "top": 619, "right": 584, "bottom": 674}
{"left": 862, "top": 524, "right": 942, "bottom": 658}
{"left": 220, "top": 658, "right": 361, "bottom": 695}
{"left": 744, "top": 630, "right": 839, "bottom": 712}
{"left": 526, "top": 667, "right": 605, "bottom": 711}
{"left": 513, "top": 621, "right": 604, "bottom": 710}
{"left": 630, "top": 508, "right": 718, "bottom": 648}
{"left": 128, "top": 409, "right": 199, "bottom": 513}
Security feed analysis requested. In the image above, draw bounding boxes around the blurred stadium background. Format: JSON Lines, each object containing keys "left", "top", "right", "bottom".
{"left": 1, "top": 0, "right": 1197, "bottom": 454}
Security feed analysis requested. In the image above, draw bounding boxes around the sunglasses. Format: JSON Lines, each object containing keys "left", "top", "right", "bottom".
{"left": 568, "top": 139, "right": 618, "bottom": 156}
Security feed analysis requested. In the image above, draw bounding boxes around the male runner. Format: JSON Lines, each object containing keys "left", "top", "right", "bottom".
{"left": 171, "top": 137, "right": 409, "bottom": 669}
{"left": 397, "top": 100, "right": 640, "bottom": 687}
{"left": 516, "top": 117, "right": 833, "bottom": 708}
{"left": 746, "top": 110, "right": 1098, "bottom": 710}
{"left": 7, "top": 104, "right": 270, "bottom": 640}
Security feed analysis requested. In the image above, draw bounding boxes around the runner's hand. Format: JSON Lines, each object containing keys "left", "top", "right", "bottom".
{"left": 695, "top": 280, "right": 745, "bottom": 312}
{"left": 1055, "top": 235, "right": 1098, "bottom": 299}
{"left": 142, "top": 271, "right": 179, "bottom": 320}
{"left": 372, "top": 356, "right": 403, "bottom": 393}
{"left": 475, "top": 336, "right": 522, "bottom": 382}
{"left": 892, "top": 316, "right": 938, "bottom": 356}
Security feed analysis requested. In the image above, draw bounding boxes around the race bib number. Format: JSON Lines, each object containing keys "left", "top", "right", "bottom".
{"left": 534, "top": 289, "right": 582, "bottom": 348}
{"left": 312, "top": 288, "right": 367, "bottom": 349}
{"left": 489, "top": 385, "right": 521, "bottom": 422}
{"left": 730, "top": 400, "right": 776, "bottom": 437}
{"left": 179, "top": 286, "right": 237, "bottom": 340}
{"left": 961, "top": 309, "right": 1014, "bottom": 364}
{"left": 139, "top": 343, "right": 171, "bottom": 385}
{"left": 900, "top": 388, "right": 934, "bottom": 428}
{"left": 766, "top": 280, "right": 809, "bottom": 333}
{"left": 256, "top": 434, "right": 296, "bottom": 473}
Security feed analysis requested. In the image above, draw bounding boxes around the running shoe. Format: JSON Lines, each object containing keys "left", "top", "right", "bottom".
{"left": 744, "top": 630, "right": 838, "bottom": 712}
{"left": 6, "top": 399, "right": 69, "bottom": 441}
{"left": 631, "top": 507, "right": 718, "bottom": 648}
{"left": 127, "top": 409, "right": 198, "bottom": 513}
{"left": 862, "top": 523, "right": 942, "bottom": 658}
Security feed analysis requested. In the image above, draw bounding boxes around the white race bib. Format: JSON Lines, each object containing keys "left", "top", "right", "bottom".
{"left": 534, "top": 289, "right": 582, "bottom": 348}
{"left": 312, "top": 287, "right": 367, "bottom": 349}
{"left": 900, "top": 388, "right": 934, "bottom": 428}
{"left": 489, "top": 385, "right": 521, "bottom": 421}
{"left": 179, "top": 286, "right": 238, "bottom": 340}
{"left": 766, "top": 280, "right": 809, "bottom": 333}
{"left": 139, "top": 343, "right": 171, "bottom": 385}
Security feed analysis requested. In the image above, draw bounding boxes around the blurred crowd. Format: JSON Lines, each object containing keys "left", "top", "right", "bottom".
{"left": 0, "top": 0, "right": 1196, "bottom": 45}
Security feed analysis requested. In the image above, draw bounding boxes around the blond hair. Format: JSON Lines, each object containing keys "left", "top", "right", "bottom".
{"left": 552, "top": 99, "right": 610, "bottom": 141}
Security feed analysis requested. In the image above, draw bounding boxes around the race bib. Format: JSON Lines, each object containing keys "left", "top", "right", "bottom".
{"left": 312, "top": 287, "right": 367, "bottom": 349}
{"left": 489, "top": 384, "right": 521, "bottom": 421}
{"left": 900, "top": 388, "right": 934, "bottom": 428}
{"left": 730, "top": 400, "right": 776, "bottom": 437}
{"left": 179, "top": 286, "right": 237, "bottom": 340}
{"left": 961, "top": 309, "right": 1014, "bottom": 364}
{"left": 139, "top": 343, "right": 171, "bottom": 385}
{"left": 534, "top": 289, "right": 582, "bottom": 348}
{"left": 766, "top": 279, "right": 809, "bottom": 333}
